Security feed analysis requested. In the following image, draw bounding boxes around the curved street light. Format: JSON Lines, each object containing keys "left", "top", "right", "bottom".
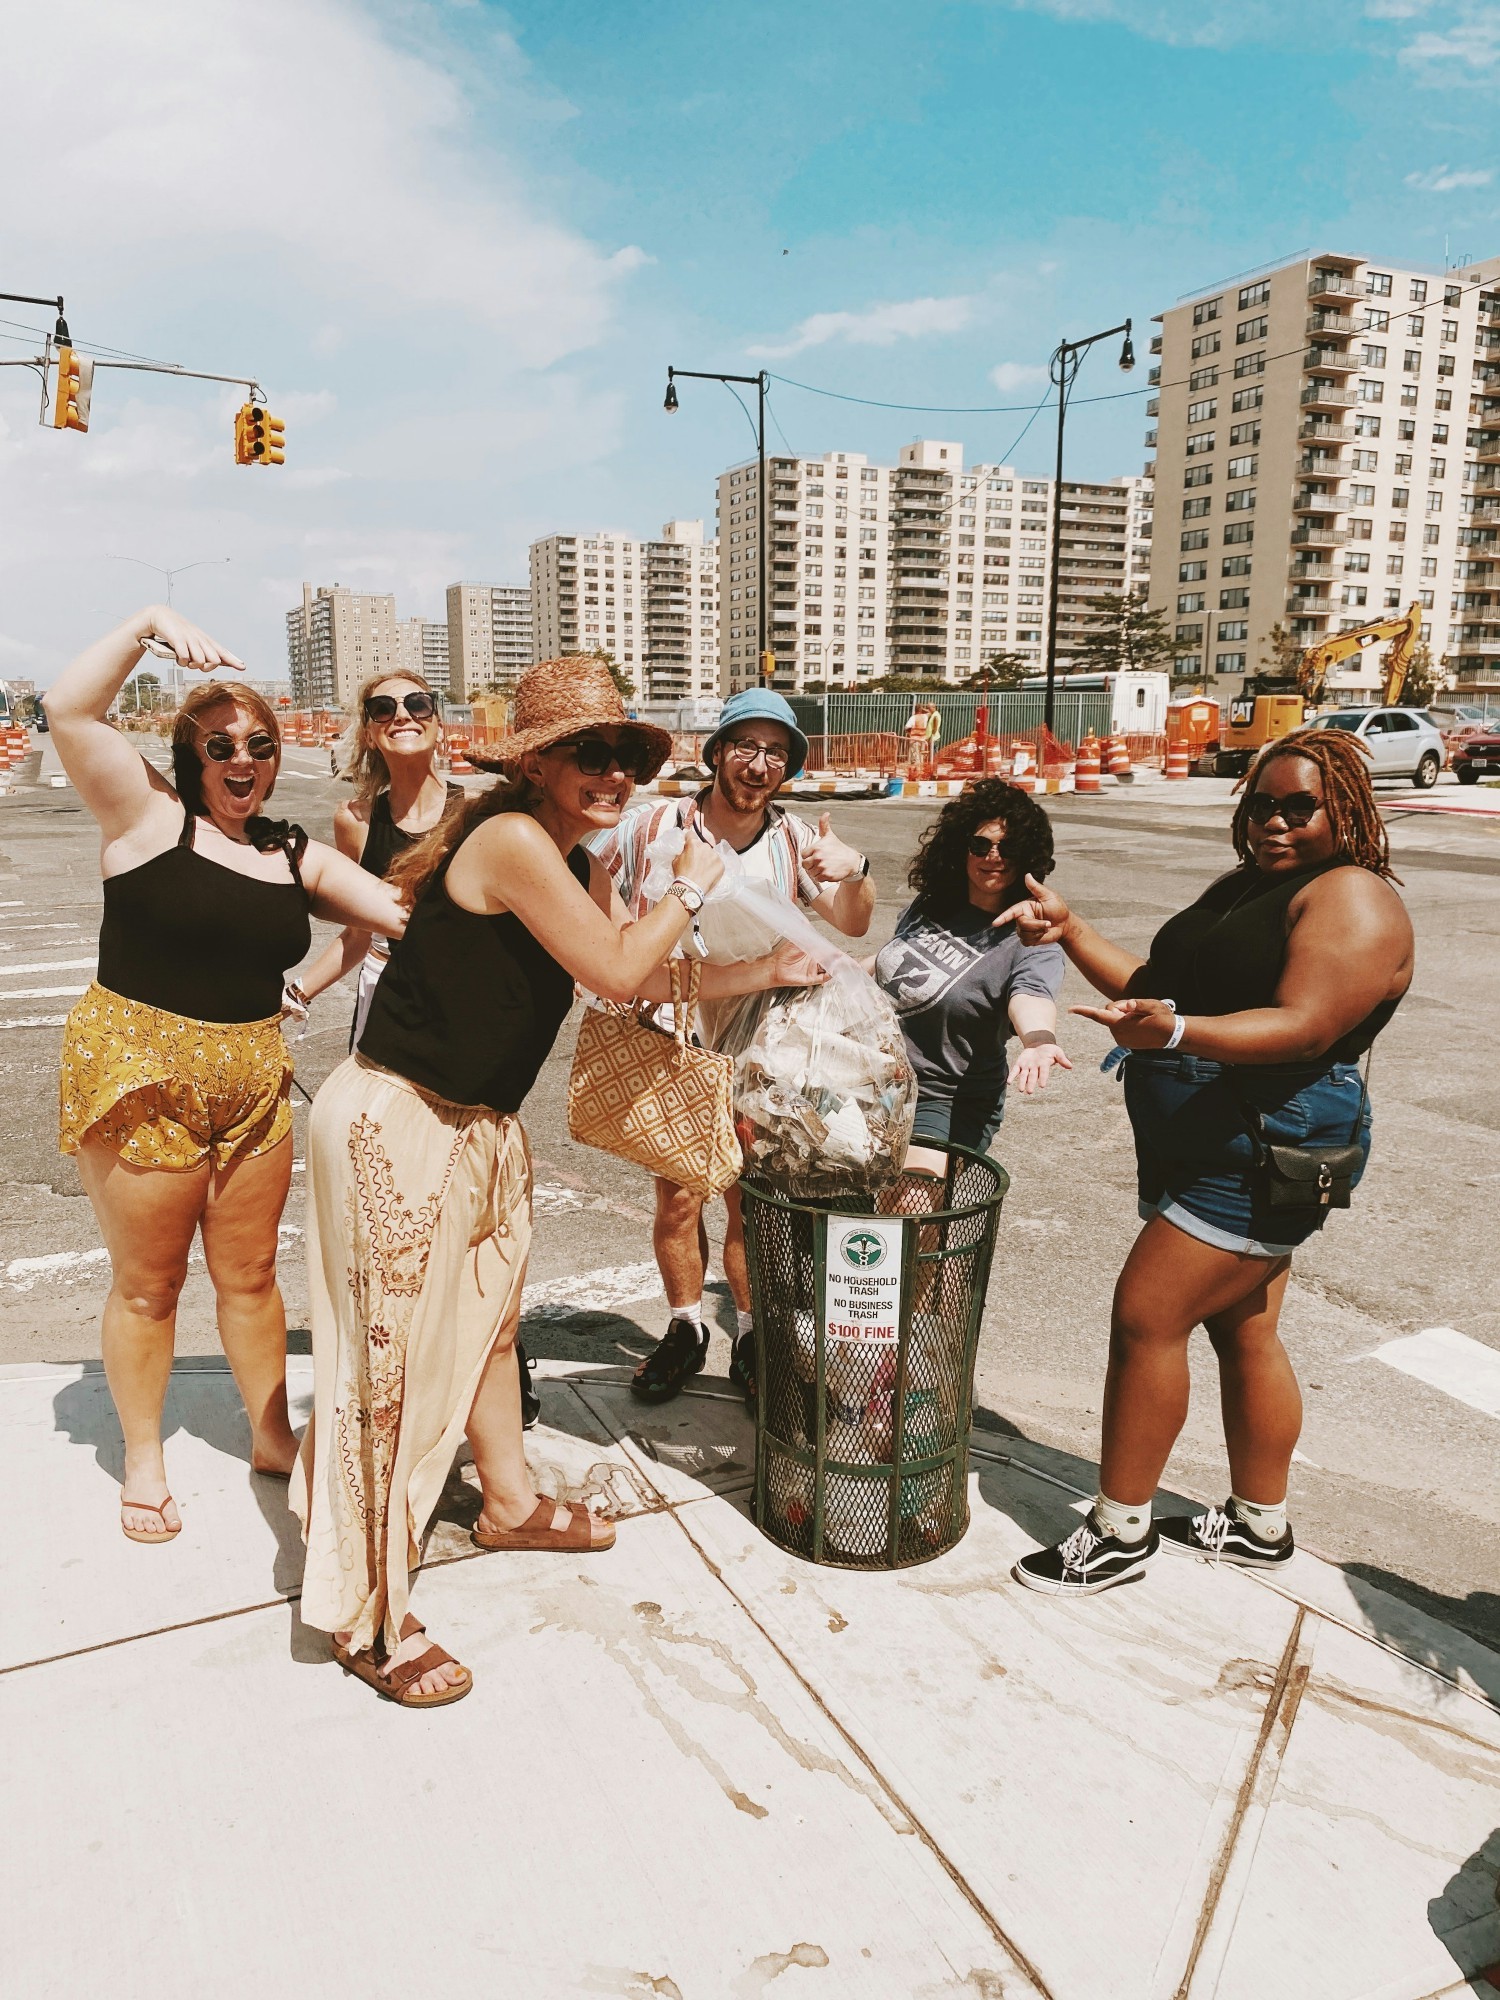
{"left": 663, "top": 365, "right": 772, "bottom": 684}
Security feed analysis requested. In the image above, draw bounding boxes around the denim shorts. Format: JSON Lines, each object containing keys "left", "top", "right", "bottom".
{"left": 909, "top": 1091, "right": 1004, "bottom": 1155}
{"left": 1123, "top": 1049, "right": 1372, "bottom": 1259}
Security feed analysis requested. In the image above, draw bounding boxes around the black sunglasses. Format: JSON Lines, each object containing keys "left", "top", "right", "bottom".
{"left": 967, "top": 835, "right": 1015, "bottom": 860}
{"left": 364, "top": 691, "right": 437, "bottom": 723}
{"left": 552, "top": 731, "right": 655, "bottom": 779}
{"left": 1247, "top": 790, "right": 1322, "bottom": 828}
{"left": 200, "top": 730, "right": 277, "bottom": 763}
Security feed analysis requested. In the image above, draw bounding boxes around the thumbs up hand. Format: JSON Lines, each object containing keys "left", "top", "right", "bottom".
{"left": 803, "top": 810, "right": 866, "bottom": 886}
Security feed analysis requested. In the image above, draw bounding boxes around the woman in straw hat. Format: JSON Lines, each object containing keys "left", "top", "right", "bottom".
{"left": 292, "top": 655, "right": 725, "bottom": 1707}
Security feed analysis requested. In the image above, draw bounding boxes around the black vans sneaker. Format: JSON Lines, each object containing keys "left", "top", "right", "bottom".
{"left": 1158, "top": 1501, "right": 1294, "bottom": 1569}
{"left": 1011, "top": 1511, "right": 1160, "bottom": 1597}
{"left": 631, "top": 1318, "right": 709, "bottom": 1403}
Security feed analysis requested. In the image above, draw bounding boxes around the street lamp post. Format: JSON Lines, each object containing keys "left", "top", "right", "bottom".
{"left": 665, "top": 365, "right": 773, "bottom": 685}
{"left": 1042, "top": 320, "right": 1135, "bottom": 734}
{"left": 106, "top": 556, "right": 232, "bottom": 712}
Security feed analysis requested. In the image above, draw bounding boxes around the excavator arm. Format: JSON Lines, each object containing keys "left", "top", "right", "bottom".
{"left": 1296, "top": 602, "right": 1423, "bottom": 707}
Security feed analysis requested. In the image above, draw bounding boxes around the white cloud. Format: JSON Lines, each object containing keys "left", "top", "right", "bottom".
{"left": 990, "top": 362, "right": 1048, "bottom": 393}
{"left": 1398, "top": 4, "right": 1500, "bottom": 72}
{"left": 749, "top": 295, "right": 974, "bottom": 360}
{"left": 1404, "top": 162, "right": 1494, "bottom": 189}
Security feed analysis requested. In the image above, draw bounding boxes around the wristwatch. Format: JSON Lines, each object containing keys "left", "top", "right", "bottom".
{"left": 855, "top": 854, "right": 870, "bottom": 879}
{"left": 665, "top": 879, "right": 705, "bottom": 916}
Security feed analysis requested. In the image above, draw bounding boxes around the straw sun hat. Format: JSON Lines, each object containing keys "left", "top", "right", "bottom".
{"left": 474, "top": 655, "right": 672, "bottom": 780}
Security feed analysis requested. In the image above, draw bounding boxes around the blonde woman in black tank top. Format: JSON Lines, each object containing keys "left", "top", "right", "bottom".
{"left": 48, "top": 609, "right": 410, "bottom": 1547}
{"left": 999, "top": 732, "right": 1413, "bottom": 1599}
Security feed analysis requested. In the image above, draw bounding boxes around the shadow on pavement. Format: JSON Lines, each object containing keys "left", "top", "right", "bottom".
{"left": 1429, "top": 1827, "right": 1500, "bottom": 1993}
{"left": 1344, "top": 1564, "right": 1500, "bottom": 1701}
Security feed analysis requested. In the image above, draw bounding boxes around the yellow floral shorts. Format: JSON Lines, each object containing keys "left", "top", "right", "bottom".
{"left": 59, "top": 983, "right": 294, "bottom": 1172}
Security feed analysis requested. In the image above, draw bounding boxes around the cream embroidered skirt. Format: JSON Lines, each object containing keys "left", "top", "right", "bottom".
{"left": 291, "top": 1053, "right": 532, "bottom": 1656}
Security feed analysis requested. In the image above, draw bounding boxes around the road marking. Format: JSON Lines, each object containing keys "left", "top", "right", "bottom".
{"left": 0, "top": 985, "right": 88, "bottom": 1000}
{"left": 0, "top": 1015, "right": 69, "bottom": 1027}
{"left": 5, "top": 1248, "right": 111, "bottom": 1291}
{"left": 0, "top": 957, "right": 97, "bottom": 978}
{"left": 1368, "top": 1327, "right": 1500, "bottom": 1421}
{"left": 521, "top": 1259, "right": 663, "bottom": 1321}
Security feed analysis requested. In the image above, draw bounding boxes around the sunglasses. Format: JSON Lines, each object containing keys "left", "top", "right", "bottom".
{"left": 364, "top": 691, "right": 437, "bottom": 723}
{"left": 552, "top": 731, "right": 655, "bottom": 779}
{"left": 1247, "top": 790, "right": 1322, "bottom": 828}
{"left": 200, "top": 730, "right": 277, "bottom": 763}
{"left": 967, "top": 835, "right": 1015, "bottom": 860}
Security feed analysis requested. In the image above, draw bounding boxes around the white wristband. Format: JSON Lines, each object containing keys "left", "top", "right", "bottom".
{"left": 1163, "top": 1011, "right": 1187, "bottom": 1051}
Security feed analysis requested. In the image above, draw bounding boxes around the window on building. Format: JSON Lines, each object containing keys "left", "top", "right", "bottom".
{"left": 1420, "top": 555, "right": 1438, "bottom": 577}
{"left": 1427, "top": 490, "right": 1443, "bottom": 512}
{"left": 1389, "top": 520, "right": 1407, "bottom": 542}
{"left": 1436, "top": 386, "right": 1453, "bottom": 409}
{"left": 1181, "top": 527, "right": 1210, "bottom": 550}
{"left": 1183, "top": 496, "right": 1212, "bottom": 518}
{"left": 1351, "top": 483, "right": 1376, "bottom": 505}
{"left": 1345, "top": 551, "right": 1371, "bottom": 572}
{"left": 1419, "top": 588, "right": 1435, "bottom": 607}
{"left": 1179, "top": 561, "right": 1208, "bottom": 582}
{"left": 1350, "top": 518, "right": 1374, "bottom": 540}
{"left": 1237, "top": 315, "right": 1269, "bottom": 345}
{"left": 1231, "top": 386, "right": 1264, "bottom": 413}
{"left": 1215, "top": 651, "right": 1247, "bottom": 672}
{"left": 1238, "top": 280, "right": 1271, "bottom": 310}
{"left": 1177, "top": 593, "right": 1205, "bottom": 613}
{"left": 1233, "top": 350, "right": 1266, "bottom": 378}
{"left": 1191, "top": 331, "right": 1221, "bottom": 358}
{"left": 1187, "top": 398, "right": 1217, "bottom": 423}
{"left": 1186, "top": 430, "right": 1215, "bottom": 456}
{"left": 1218, "top": 620, "right": 1249, "bottom": 641}
{"left": 1184, "top": 466, "right": 1213, "bottom": 488}
{"left": 1227, "top": 454, "right": 1257, "bottom": 479}
{"left": 1442, "top": 318, "right": 1459, "bottom": 343}
{"left": 1430, "top": 458, "right": 1447, "bottom": 481}
{"left": 1189, "top": 365, "right": 1219, "bottom": 390}
{"left": 1366, "top": 271, "right": 1393, "bottom": 297}
{"left": 1432, "top": 422, "right": 1449, "bottom": 443}
{"left": 1229, "top": 421, "right": 1261, "bottom": 446}
{"left": 1410, "top": 279, "right": 1428, "bottom": 304}
{"left": 1437, "top": 352, "right": 1456, "bottom": 376}
{"left": 1362, "top": 344, "right": 1388, "bottom": 367}
{"left": 1222, "top": 554, "right": 1252, "bottom": 576}
{"left": 1404, "top": 348, "right": 1422, "bottom": 373}
{"left": 1355, "top": 414, "right": 1382, "bottom": 437}
{"left": 1353, "top": 450, "right": 1378, "bottom": 471}
{"left": 1176, "top": 622, "right": 1204, "bottom": 642}
{"left": 1342, "top": 585, "right": 1369, "bottom": 607}
{"left": 1385, "top": 552, "right": 1405, "bottom": 576}
{"left": 1219, "top": 587, "right": 1250, "bottom": 609}
{"left": 1223, "top": 521, "right": 1254, "bottom": 544}
{"left": 1193, "top": 296, "right": 1222, "bottom": 325}
{"left": 1224, "top": 488, "right": 1256, "bottom": 513}
{"left": 1359, "top": 379, "right": 1384, "bottom": 402}
{"left": 1365, "top": 308, "right": 1390, "bottom": 332}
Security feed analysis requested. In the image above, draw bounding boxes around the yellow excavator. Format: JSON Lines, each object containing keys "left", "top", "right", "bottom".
{"left": 1214, "top": 602, "right": 1424, "bottom": 776}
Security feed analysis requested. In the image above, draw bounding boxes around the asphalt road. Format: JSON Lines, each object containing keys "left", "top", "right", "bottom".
{"left": 3, "top": 746, "right": 1496, "bottom": 1650}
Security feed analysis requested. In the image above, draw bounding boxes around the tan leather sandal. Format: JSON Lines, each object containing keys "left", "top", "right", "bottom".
{"left": 333, "top": 1614, "right": 472, "bottom": 1709}
{"left": 121, "top": 1497, "right": 181, "bottom": 1545}
{"left": 471, "top": 1495, "right": 616, "bottom": 1553}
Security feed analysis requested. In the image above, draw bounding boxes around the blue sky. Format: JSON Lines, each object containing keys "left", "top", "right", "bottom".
{"left": 4, "top": 0, "right": 1500, "bottom": 681}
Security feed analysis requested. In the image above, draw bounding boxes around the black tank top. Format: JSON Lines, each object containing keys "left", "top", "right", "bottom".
{"left": 358, "top": 841, "right": 589, "bottom": 1112}
{"left": 359, "top": 785, "right": 464, "bottom": 882}
{"left": 96, "top": 810, "right": 312, "bottom": 1023}
{"left": 1130, "top": 855, "right": 1400, "bottom": 1063}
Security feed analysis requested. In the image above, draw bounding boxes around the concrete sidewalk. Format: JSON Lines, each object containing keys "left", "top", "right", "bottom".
{"left": 5, "top": 1355, "right": 1500, "bottom": 2000}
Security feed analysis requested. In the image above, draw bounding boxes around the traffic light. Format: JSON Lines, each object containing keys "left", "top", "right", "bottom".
{"left": 234, "top": 402, "right": 284, "bottom": 466}
{"left": 52, "top": 346, "right": 93, "bottom": 432}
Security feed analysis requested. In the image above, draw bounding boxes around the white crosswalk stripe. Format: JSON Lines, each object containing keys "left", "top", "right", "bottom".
{"left": 1367, "top": 1326, "right": 1500, "bottom": 1421}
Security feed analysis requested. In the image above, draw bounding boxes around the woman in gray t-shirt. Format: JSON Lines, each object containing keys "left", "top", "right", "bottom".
{"left": 875, "top": 779, "right": 1069, "bottom": 1174}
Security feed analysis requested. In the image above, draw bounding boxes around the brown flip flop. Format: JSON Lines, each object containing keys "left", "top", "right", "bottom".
{"left": 471, "top": 1495, "right": 616, "bottom": 1553}
{"left": 121, "top": 1496, "right": 181, "bottom": 1545}
{"left": 333, "top": 1614, "right": 472, "bottom": 1709}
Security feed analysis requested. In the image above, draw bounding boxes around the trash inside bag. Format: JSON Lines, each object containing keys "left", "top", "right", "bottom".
{"left": 727, "top": 961, "right": 916, "bottom": 1196}
{"left": 642, "top": 820, "right": 843, "bottom": 970}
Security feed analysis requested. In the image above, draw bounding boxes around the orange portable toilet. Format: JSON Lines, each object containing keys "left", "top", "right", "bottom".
{"left": 1165, "top": 698, "right": 1220, "bottom": 773}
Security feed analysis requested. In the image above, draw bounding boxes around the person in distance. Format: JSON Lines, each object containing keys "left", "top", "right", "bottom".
{"left": 1007, "top": 731, "right": 1412, "bottom": 1597}
{"left": 291, "top": 656, "right": 725, "bottom": 1708}
{"left": 47, "top": 608, "right": 407, "bottom": 1546}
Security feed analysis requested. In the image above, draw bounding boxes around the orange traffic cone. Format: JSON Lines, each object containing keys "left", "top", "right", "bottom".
{"left": 1164, "top": 742, "right": 1191, "bottom": 782}
{"left": 1010, "top": 742, "right": 1039, "bottom": 794}
{"left": 1107, "top": 734, "right": 1134, "bottom": 783}
{"left": 1075, "top": 732, "right": 1102, "bottom": 796}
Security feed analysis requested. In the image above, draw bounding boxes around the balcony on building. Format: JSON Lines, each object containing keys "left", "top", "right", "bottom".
{"left": 1303, "top": 344, "right": 1360, "bottom": 375}
{"left": 1149, "top": 334, "right": 1162, "bottom": 355}
{"left": 1287, "top": 593, "right": 1332, "bottom": 617}
{"left": 1307, "top": 270, "right": 1361, "bottom": 306}
{"left": 1289, "top": 559, "right": 1335, "bottom": 581}
{"left": 1298, "top": 417, "right": 1355, "bottom": 443}
{"left": 1477, "top": 401, "right": 1500, "bottom": 433}
{"left": 1291, "top": 521, "right": 1351, "bottom": 548}
{"left": 1146, "top": 398, "right": 1160, "bottom": 417}
{"left": 1293, "top": 486, "right": 1346, "bottom": 513}
{"left": 1299, "top": 450, "right": 1348, "bottom": 475}
{"left": 1300, "top": 381, "right": 1358, "bottom": 412}
{"left": 1306, "top": 311, "right": 1358, "bottom": 339}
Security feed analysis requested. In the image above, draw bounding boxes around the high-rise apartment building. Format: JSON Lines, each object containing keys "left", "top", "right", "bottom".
{"left": 395, "top": 617, "right": 450, "bottom": 686}
{"left": 717, "top": 442, "right": 1151, "bottom": 692}
{"left": 528, "top": 522, "right": 719, "bottom": 701}
{"left": 444, "top": 584, "right": 532, "bottom": 699}
{"left": 284, "top": 584, "right": 400, "bottom": 708}
{"left": 1147, "top": 248, "right": 1500, "bottom": 701}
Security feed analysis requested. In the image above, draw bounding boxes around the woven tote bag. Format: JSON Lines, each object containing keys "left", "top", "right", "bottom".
{"left": 567, "top": 959, "right": 741, "bottom": 1200}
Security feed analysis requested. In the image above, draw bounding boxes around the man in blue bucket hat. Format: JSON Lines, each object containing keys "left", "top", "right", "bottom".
{"left": 590, "top": 686, "right": 876, "bottom": 1406}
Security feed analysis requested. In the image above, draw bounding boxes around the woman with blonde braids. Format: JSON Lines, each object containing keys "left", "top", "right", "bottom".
{"left": 297, "top": 668, "right": 462, "bottom": 1046}
{"left": 1007, "top": 730, "right": 1413, "bottom": 1598}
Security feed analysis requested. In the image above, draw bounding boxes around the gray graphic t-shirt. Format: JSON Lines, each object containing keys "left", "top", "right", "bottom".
{"left": 874, "top": 899, "right": 1065, "bottom": 1113}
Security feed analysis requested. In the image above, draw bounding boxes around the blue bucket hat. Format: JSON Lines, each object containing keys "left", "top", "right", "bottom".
{"left": 702, "top": 689, "right": 809, "bottom": 780}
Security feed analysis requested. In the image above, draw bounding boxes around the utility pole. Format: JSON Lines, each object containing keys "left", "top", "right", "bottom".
{"left": 665, "top": 365, "right": 773, "bottom": 684}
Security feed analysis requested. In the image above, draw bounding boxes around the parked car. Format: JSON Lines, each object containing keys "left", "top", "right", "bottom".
{"left": 1426, "top": 704, "right": 1496, "bottom": 758}
{"left": 1451, "top": 728, "right": 1500, "bottom": 786}
{"left": 1306, "top": 708, "right": 1445, "bottom": 788}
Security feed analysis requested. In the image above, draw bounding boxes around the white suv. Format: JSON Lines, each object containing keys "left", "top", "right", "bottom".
{"left": 1307, "top": 708, "right": 1445, "bottom": 789}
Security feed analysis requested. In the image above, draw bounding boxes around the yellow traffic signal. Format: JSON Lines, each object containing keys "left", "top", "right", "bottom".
{"left": 234, "top": 402, "right": 284, "bottom": 466}
{"left": 52, "top": 346, "right": 93, "bottom": 432}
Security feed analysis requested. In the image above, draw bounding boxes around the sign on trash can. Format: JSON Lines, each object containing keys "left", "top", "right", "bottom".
{"left": 741, "top": 1147, "right": 1009, "bottom": 1571}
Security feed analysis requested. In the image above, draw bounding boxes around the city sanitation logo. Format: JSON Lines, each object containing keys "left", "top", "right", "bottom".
{"left": 839, "top": 1228, "right": 886, "bottom": 1270}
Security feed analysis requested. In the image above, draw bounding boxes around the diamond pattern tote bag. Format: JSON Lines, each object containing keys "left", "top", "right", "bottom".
{"left": 567, "top": 958, "right": 741, "bottom": 1200}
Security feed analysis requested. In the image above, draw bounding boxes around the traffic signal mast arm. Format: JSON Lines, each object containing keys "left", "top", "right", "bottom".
{"left": 1294, "top": 601, "right": 1424, "bottom": 707}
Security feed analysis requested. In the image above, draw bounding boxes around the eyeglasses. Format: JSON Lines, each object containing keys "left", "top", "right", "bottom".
{"left": 966, "top": 835, "right": 1015, "bottom": 860}
{"left": 1247, "top": 790, "right": 1322, "bottom": 828}
{"left": 363, "top": 691, "right": 436, "bottom": 723}
{"left": 551, "top": 731, "right": 655, "bottom": 779}
{"left": 724, "top": 737, "right": 790, "bottom": 770}
{"left": 200, "top": 730, "right": 278, "bottom": 763}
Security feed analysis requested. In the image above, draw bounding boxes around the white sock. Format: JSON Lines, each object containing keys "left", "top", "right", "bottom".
{"left": 670, "top": 1300, "right": 705, "bottom": 1335}
{"left": 1230, "top": 1494, "right": 1287, "bottom": 1542}
{"left": 1093, "top": 1492, "right": 1152, "bottom": 1545}
{"left": 736, "top": 1309, "right": 754, "bottom": 1339}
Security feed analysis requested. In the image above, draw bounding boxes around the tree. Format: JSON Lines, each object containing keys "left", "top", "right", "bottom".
{"left": 1398, "top": 639, "right": 1447, "bottom": 708}
{"left": 1258, "top": 621, "right": 1304, "bottom": 678}
{"left": 591, "top": 647, "right": 635, "bottom": 701}
{"left": 964, "top": 651, "right": 1032, "bottom": 690}
{"left": 1072, "top": 590, "right": 1173, "bottom": 674}
{"left": 868, "top": 673, "right": 951, "bottom": 692}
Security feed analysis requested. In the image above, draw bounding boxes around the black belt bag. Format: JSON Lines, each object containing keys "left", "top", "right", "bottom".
{"left": 1235, "top": 1054, "right": 1371, "bottom": 1218}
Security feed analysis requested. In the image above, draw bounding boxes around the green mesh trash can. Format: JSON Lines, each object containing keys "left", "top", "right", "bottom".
{"left": 740, "top": 1146, "right": 1008, "bottom": 1570}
